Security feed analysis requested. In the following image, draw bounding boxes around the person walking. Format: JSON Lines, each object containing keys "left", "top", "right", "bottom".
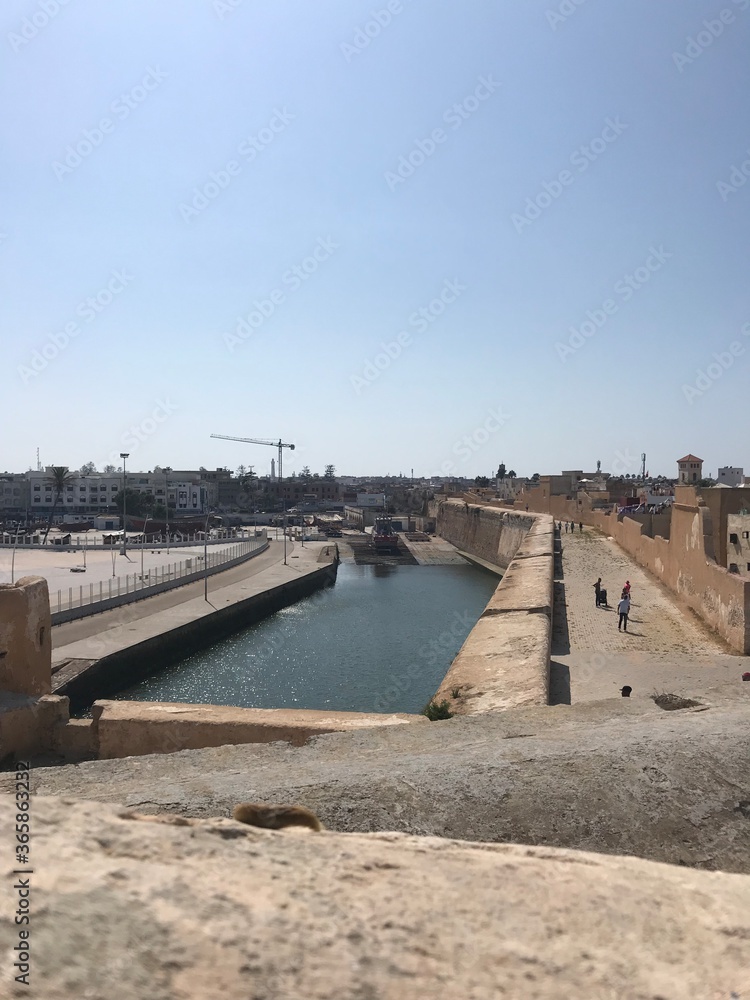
{"left": 579, "top": 522, "right": 583, "bottom": 533}
{"left": 617, "top": 593, "right": 631, "bottom": 632}
{"left": 565, "top": 521, "right": 569, "bottom": 533}
{"left": 593, "top": 577, "right": 602, "bottom": 607}
{"left": 623, "top": 580, "right": 631, "bottom": 598}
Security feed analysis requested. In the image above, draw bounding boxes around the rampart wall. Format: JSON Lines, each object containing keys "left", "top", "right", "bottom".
{"left": 434, "top": 501, "right": 554, "bottom": 715}
{"left": 516, "top": 488, "right": 750, "bottom": 654}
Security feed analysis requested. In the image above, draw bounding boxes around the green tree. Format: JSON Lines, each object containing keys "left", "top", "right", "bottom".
{"left": 103, "top": 464, "right": 116, "bottom": 474}
{"left": 531, "top": 473, "right": 540, "bottom": 482}
{"left": 474, "top": 476, "right": 490, "bottom": 487}
{"left": 300, "top": 465, "right": 312, "bottom": 482}
{"left": 112, "top": 488, "right": 149, "bottom": 519}
{"left": 42, "top": 466, "right": 77, "bottom": 543}
{"left": 496, "top": 463, "right": 506, "bottom": 479}
{"left": 324, "top": 464, "right": 336, "bottom": 479}
{"left": 79, "top": 461, "right": 97, "bottom": 475}
{"left": 507, "top": 469, "right": 516, "bottom": 479}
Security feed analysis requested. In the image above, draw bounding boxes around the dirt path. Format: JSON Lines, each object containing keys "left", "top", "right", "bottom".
{"left": 550, "top": 526, "right": 742, "bottom": 704}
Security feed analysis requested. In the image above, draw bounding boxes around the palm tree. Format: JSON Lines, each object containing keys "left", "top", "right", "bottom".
{"left": 42, "top": 466, "right": 77, "bottom": 543}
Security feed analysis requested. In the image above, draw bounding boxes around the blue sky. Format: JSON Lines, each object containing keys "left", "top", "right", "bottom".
{"left": 3, "top": 0, "right": 748, "bottom": 479}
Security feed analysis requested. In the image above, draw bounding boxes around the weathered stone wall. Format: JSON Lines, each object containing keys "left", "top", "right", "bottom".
{"left": 517, "top": 488, "right": 750, "bottom": 653}
{"left": 0, "top": 575, "right": 52, "bottom": 696}
{"left": 89, "top": 700, "right": 426, "bottom": 759}
{"left": 434, "top": 502, "right": 553, "bottom": 714}
{"left": 436, "top": 500, "right": 533, "bottom": 571}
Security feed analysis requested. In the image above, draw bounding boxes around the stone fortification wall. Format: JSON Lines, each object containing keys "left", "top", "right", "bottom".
{"left": 437, "top": 500, "right": 533, "bottom": 571}
{"left": 517, "top": 488, "right": 750, "bottom": 653}
{"left": 0, "top": 576, "right": 70, "bottom": 762}
{"left": 434, "top": 502, "right": 554, "bottom": 715}
{"left": 0, "top": 576, "right": 51, "bottom": 697}
{"left": 85, "top": 700, "right": 426, "bottom": 759}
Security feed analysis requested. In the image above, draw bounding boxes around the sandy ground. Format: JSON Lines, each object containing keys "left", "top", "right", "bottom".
{"left": 551, "top": 526, "right": 745, "bottom": 704}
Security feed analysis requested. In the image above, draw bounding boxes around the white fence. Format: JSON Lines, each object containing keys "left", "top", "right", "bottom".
{"left": 51, "top": 534, "right": 268, "bottom": 620}
{"left": 1, "top": 528, "right": 259, "bottom": 550}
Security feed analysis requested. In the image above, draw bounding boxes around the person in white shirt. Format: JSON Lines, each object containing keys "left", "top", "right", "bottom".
{"left": 617, "top": 594, "right": 631, "bottom": 632}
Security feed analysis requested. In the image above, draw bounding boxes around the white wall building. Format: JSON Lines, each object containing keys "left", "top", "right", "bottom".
{"left": 27, "top": 469, "right": 206, "bottom": 515}
{"left": 718, "top": 466, "right": 744, "bottom": 487}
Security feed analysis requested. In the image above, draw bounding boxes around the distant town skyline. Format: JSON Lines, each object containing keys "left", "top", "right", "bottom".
{"left": 3, "top": 1, "right": 748, "bottom": 477}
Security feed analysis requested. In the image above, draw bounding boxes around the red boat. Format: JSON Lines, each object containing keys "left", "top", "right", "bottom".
{"left": 372, "top": 515, "right": 399, "bottom": 554}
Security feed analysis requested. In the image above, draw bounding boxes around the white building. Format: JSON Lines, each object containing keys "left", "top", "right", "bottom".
{"left": 356, "top": 493, "right": 386, "bottom": 508}
{"left": 718, "top": 466, "right": 744, "bottom": 487}
{"left": 27, "top": 469, "right": 206, "bottom": 515}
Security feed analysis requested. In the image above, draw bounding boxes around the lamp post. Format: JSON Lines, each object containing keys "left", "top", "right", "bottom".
{"left": 140, "top": 516, "right": 150, "bottom": 580}
{"left": 11, "top": 525, "right": 20, "bottom": 584}
{"left": 120, "top": 452, "right": 129, "bottom": 557}
{"left": 204, "top": 513, "right": 210, "bottom": 602}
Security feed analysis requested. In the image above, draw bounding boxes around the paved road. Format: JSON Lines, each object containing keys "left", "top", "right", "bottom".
{"left": 551, "top": 526, "right": 744, "bottom": 704}
{"left": 52, "top": 538, "right": 308, "bottom": 652}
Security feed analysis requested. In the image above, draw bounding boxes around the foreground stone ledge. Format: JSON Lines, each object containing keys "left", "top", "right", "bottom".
{"left": 92, "top": 699, "right": 427, "bottom": 758}
{"left": 0, "top": 794, "right": 747, "bottom": 1000}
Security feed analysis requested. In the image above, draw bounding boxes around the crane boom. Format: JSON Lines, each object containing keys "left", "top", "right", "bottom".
{"left": 210, "top": 434, "right": 295, "bottom": 450}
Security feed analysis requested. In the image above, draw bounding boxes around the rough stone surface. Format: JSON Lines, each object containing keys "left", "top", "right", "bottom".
{"left": 435, "top": 610, "right": 550, "bottom": 713}
{"left": 0, "top": 575, "right": 51, "bottom": 696}
{"left": 12, "top": 692, "right": 750, "bottom": 873}
{"left": 91, "top": 698, "right": 426, "bottom": 758}
{"left": 0, "top": 795, "right": 748, "bottom": 1000}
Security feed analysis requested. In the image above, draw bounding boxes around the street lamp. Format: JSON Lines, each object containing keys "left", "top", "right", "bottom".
{"left": 204, "top": 512, "right": 210, "bottom": 601}
{"left": 120, "top": 453, "right": 129, "bottom": 557}
{"left": 140, "top": 516, "right": 150, "bottom": 580}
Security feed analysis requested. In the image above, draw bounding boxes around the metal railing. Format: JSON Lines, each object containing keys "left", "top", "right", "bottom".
{"left": 52, "top": 533, "right": 267, "bottom": 617}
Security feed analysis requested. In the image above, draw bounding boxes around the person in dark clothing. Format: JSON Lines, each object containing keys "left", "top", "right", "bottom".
{"left": 621, "top": 685, "right": 632, "bottom": 697}
{"left": 593, "top": 577, "right": 602, "bottom": 607}
{"left": 579, "top": 522, "right": 583, "bottom": 532}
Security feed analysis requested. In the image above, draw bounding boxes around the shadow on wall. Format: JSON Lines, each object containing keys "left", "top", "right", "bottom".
{"left": 549, "top": 661, "right": 571, "bottom": 705}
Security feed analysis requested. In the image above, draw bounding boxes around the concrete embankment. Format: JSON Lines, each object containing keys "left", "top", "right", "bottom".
{"left": 52, "top": 543, "right": 339, "bottom": 713}
{"left": 434, "top": 502, "right": 554, "bottom": 715}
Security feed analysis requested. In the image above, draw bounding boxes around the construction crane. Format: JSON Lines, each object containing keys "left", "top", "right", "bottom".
{"left": 210, "top": 435, "right": 295, "bottom": 481}
{"left": 210, "top": 434, "right": 296, "bottom": 564}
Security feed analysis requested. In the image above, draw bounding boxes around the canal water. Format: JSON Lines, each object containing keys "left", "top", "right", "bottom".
{"left": 114, "top": 562, "right": 499, "bottom": 715}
